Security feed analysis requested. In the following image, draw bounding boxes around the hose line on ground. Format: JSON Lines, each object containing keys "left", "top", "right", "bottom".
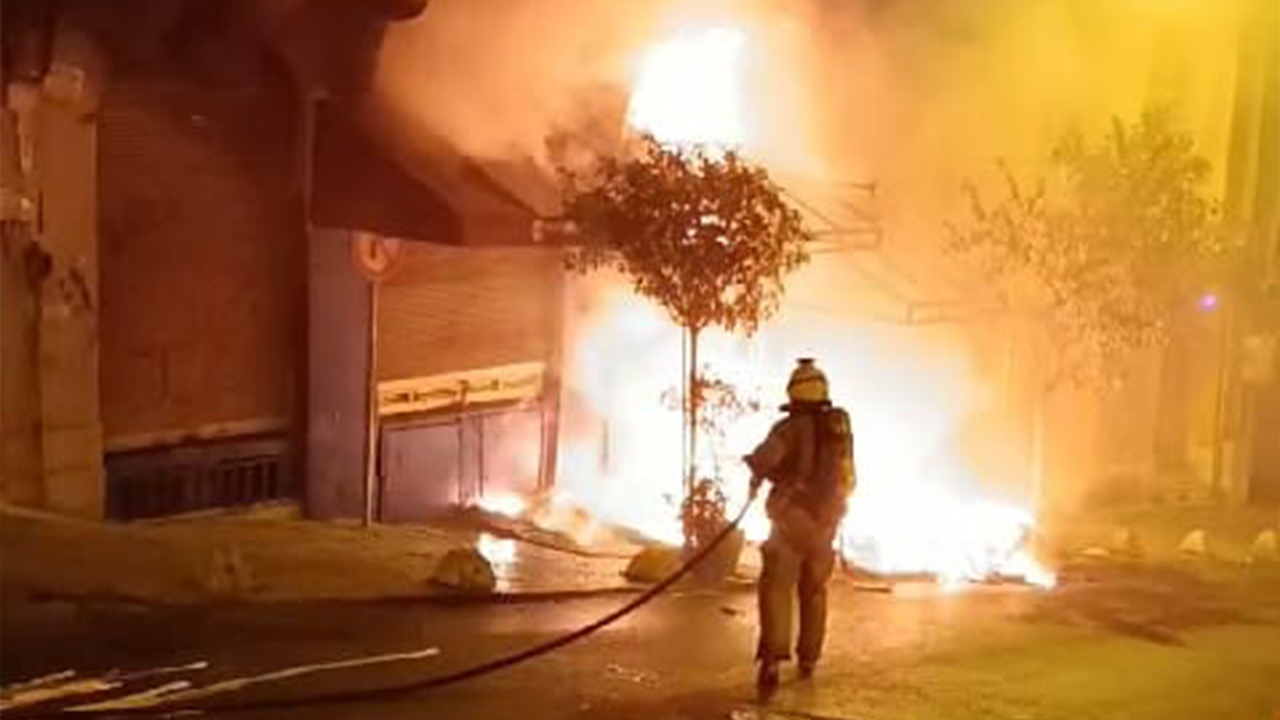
{"left": 17, "top": 496, "right": 757, "bottom": 719}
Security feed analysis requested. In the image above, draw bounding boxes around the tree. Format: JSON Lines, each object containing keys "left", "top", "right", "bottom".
{"left": 562, "top": 135, "right": 812, "bottom": 493}
{"left": 948, "top": 107, "right": 1251, "bottom": 506}
{"left": 662, "top": 370, "right": 763, "bottom": 482}
{"left": 948, "top": 108, "right": 1239, "bottom": 391}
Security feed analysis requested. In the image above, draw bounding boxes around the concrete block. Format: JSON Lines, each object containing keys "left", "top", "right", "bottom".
{"left": 429, "top": 547, "right": 495, "bottom": 593}
{"left": 624, "top": 546, "right": 682, "bottom": 583}
{"left": 1178, "top": 529, "right": 1209, "bottom": 556}
{"left": 1251, "top": 530, "right": 1278, "bottom": 563}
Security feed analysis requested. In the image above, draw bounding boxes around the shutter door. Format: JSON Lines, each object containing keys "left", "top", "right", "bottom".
{"left": 98, "top": 69, "right": 303, "bottom": 447}
{"left": 377, "top": 243, "right": 561, "bottom": 381}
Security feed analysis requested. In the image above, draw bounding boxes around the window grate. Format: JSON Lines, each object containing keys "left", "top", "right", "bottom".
{"left": 105, "top": 435, "right": 296, "bottom": 521}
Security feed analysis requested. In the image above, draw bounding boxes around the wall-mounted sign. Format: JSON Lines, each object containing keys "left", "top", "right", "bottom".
{"left": 378, "top": 361, "right": 545, "bottom": 417}
{"left": 351, "top": 232, "right": 405, "bottom": 282}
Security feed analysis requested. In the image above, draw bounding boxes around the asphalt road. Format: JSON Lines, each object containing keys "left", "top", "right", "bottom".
{"left": 4, "top": 572, "right": 1277, "bottom": 720}
{"left": 1, "top": 580, "right": 1037, "bottom": 719}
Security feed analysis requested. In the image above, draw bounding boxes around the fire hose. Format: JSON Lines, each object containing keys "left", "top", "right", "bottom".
{"left": 13, "top": 496, "right": 758, "bottom": 719}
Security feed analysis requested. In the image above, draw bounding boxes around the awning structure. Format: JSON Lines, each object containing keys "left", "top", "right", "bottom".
{"left": 310, "top": 101, "right": 555, "bottom": 246}
{"left": 310, "top": 96, "right": 1000, "bottom": 323}
{"left": 778, "top": 178, "right": 1005, "bottom": 325}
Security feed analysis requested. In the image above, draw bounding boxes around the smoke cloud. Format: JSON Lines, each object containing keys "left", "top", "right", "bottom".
{"left": 371, "top": 0, "right": 1252, "bottom": 520}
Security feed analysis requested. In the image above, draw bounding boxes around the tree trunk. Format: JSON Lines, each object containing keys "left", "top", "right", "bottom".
{"left": 687, "top": 326, "right": 700, "bottom": 494}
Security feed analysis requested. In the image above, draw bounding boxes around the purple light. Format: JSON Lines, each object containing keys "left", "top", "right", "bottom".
{"left": 1199, "top": 293, "right": 1219, "bottom": 310}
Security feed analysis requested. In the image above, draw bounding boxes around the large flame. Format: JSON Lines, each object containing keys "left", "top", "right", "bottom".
{"left": 546, "top": 23, "right": 1053, "bottom": 589}
{"left": 627, "top": 25, "right": 750, "bottom": 147}
{"left": 552, "top": 278, "right": 1054, "bottom": 588}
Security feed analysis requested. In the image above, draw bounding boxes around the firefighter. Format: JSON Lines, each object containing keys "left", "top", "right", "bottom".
{"left": 745, "top": 358, "right": 856, "bottom": 694}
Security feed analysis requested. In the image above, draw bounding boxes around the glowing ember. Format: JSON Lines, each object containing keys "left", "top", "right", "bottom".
{"left": 627, "top": 26, "right": 749, "bottom": 147}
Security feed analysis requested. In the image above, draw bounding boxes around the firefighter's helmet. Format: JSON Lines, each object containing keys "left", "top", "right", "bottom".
{"left": 786, "top": 358, "right": 829, "bottom": 404}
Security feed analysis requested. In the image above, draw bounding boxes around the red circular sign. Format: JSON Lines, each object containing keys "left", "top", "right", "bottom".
{"left": 351, "top": 233, "right": 404, "bottom": 282}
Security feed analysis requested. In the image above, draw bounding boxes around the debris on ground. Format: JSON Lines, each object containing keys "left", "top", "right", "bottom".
{"left": 1178, "top": 529, "right": 1209, "bottom": 557}
{"left": 624, "top": 546, "right": 683, "bottom": 583}
{"left": 430, "top": 547, "right": 496, "bottom": 592}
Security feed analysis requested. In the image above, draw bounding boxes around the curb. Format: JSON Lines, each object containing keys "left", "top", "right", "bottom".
{"left": 11, "top": 577, "right": 769, "bottom": 610}
{"left": 12, "top": 584, "right": 654, "bottom": 610}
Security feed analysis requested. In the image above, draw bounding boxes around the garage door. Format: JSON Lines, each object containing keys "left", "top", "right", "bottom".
{"left": 380, "top": 409, "right": 544, "bottom": 522}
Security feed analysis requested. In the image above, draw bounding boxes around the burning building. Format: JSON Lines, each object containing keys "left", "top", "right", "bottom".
{"left": 1, "top": 0, "right": 1276, "bottom": 590}
{"left": 365, "top": 0, "right": 1277, "bottom": 584}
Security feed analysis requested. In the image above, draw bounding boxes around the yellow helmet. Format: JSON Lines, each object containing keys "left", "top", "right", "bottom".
{"left": 786, "top": 358, "right": 829, "bottom": 404}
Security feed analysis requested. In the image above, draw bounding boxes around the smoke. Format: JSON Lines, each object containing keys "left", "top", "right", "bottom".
{"left": 371, "top": 0, "right": 1249, "bottom": 519}
{"left": 373, "top": 0, "right": 644, "bottom": 165}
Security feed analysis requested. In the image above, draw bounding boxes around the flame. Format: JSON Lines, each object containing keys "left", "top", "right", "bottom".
{"left": 541, "top": 22, "right": 1054, "bottom": 589}
{"left": 474, "top": 492, "right": 527, "bottom": 518}
{"left": 553, "top": 276, "right": 1055, "bottom": 588}
{"left": 623, "top": 16, "right": 825, "bottom": 174}
{"left": 476, "top": 533, "right": 518, "bottom": 591}
{"left": 627, "top": 25, "right": 750, "bottom": 147}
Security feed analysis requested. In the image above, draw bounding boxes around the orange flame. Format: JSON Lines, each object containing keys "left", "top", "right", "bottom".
{"left": 627, "top": 25, "right": 750, "bottom": 148}
{"left": 544, "top": 23, "right": 1054, "bottom": 589}
{"left": 551, "top": 277, "right": 1054, "bottom": 588}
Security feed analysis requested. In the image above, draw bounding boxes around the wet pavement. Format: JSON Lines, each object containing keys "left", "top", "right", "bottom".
{"left": 475, "top": 532, "right": 640, "bottom": 594}
{"left": 3, "top": 570, "right": 1277, "bottom": 720}
{"left": 1, "top": 580, "right": 1030, "bottom": 718}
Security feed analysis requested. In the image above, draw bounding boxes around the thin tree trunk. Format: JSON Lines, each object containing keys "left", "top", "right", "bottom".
{"left": 681, "top": 329, "right": 688, "bottom": 495}
{"left": 687, "top": 326, "right": 700, "bottom": 494}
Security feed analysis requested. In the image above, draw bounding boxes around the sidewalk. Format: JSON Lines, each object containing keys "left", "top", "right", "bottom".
{"left": 0, "top": 503, "right": 654, "bottom": 606}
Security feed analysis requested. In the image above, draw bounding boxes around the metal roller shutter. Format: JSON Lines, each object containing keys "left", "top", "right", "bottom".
{"left": 377, "top": 242, "right": 562, "bottom": 381}
{"left": 98, "top": 67, "right": 304, "bottom": 448}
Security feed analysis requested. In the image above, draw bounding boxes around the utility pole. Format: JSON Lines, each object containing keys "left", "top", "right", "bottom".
{"left": 351, "top": 233, "right": 403, "bottom": 526}
{"left": 363, "top": 278, "right": 380, "bottom": 526}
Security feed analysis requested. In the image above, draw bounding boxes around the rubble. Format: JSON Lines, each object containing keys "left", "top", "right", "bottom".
{"left": 624, "top": 546, "right": 683, "bottom": 583}
{"left": 430, "top": 547, "right": 497, "bottom": 592}
{"left": 1178, "top": 529, "right": 1209, "bottom": 557}
{"left": 1249, "top": 529, "right": 1278, "bottom": 563}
